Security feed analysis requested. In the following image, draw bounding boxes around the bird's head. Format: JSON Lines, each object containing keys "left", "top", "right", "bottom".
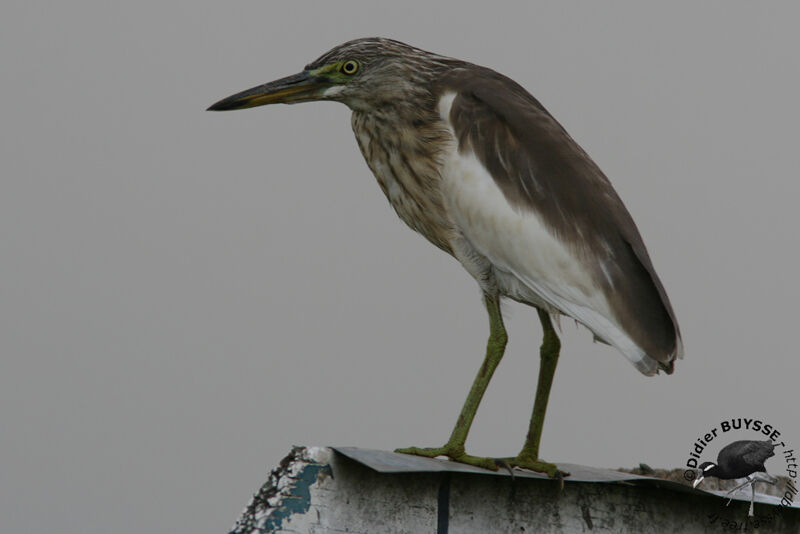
{"left": 208, "top": 38, "right": 455, "bottom": 113}
{"left": 693, "top": 461, "right": 717, "bottom": 488}
{"left": 698, "top": 461, "right": 716, "bottom": 472}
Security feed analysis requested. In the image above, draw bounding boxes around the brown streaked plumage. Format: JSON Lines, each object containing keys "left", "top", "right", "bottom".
{"left": 351, "top": 106, "right": 456, "bottom": 253}
{"left": 208, "top": 37, "right": 683, "bottom": 477}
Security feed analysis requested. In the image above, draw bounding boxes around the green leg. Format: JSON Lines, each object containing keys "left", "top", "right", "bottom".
{"left": 395, "top": 294, "right": 508, "bottom": 471}
{"left": 505, "top": 308, "right": 564, "bottom": 477}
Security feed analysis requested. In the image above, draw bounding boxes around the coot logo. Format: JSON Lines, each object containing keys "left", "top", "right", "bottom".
{"left": 682, "top": 418, "right": 797, "bottom": 525}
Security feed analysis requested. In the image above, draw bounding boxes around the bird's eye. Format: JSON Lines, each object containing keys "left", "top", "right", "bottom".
{"left": 341, "top": 60, "right": 359, "bottom": 75}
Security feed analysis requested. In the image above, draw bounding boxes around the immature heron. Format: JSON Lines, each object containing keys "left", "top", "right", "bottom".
{"left": 209, "top": 38, "right": 683, "bottom": 477}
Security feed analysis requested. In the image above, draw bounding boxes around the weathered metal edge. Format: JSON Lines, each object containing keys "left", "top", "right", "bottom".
{"left": 331, "top": 446, "right": 798, "bottom": 509}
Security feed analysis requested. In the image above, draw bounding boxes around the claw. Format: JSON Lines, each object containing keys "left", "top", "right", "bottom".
{"left": 502, "top": 454, "right": 567, "bottom": 479}
{"left": 494, "top": 458, "right": 515, "bottom": 480}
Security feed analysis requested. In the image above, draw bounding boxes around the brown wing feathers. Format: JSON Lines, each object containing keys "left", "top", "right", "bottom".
{"left": 438, "top": 67, "right": 681, "bottom": 368}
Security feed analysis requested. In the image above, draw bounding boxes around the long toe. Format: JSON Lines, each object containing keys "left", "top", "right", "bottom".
{"left": 395, "top": 446, "right": 569, "bottom": 476}
{"left": 395, "top": 446, "right": 500, "bottom": 471}
{"left": 394, "top": 446, "right": 450, "bottom": 458}
{"left": 505, "top": 454, "right": 568, "bottom": 479}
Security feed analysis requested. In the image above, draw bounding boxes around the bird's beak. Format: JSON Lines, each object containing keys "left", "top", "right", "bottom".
{"left": 693, "top": 475, "right": 704, "bottom": 489}
{"left": 207, "top": 71, "right": 330, "bottom": 111}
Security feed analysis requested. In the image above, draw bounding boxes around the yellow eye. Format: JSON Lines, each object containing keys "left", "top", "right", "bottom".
{"left": 341, "top": 60, "right": 359, "bottom": 75}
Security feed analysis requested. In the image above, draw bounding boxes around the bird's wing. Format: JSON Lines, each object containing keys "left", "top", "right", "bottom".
{"left": 721, "top": 440, "right": 776, "bottom": 469}
{"left": 436, "top": 67, "right": 682, "bottom": 374}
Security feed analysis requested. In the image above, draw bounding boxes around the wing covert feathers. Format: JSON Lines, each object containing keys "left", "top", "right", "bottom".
{"left": 437, "top": 67, "right": 683, "bottom": 374}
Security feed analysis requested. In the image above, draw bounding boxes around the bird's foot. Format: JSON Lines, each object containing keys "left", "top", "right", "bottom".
{"left": 395, "top": 445, "right": 500, "bottom": 471}
{"left": 395, "top": 446, "right": 567, "bottom": 479}
{"left": 499, "top": 453, "right": 568, "bottom": 479}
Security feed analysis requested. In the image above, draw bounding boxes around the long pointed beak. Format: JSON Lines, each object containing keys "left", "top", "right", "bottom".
{"left": 207, "top": 71, "right": 330, "bottom": 111}
{"left": 693, "top": 475, "right": 704, "bottom": 489}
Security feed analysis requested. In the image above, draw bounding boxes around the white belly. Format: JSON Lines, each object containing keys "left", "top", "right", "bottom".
{"left": 441, "top": 145, "right": 602, "bottom": 311}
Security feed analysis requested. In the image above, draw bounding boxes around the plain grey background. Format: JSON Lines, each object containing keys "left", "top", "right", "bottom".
{"left": 2, "top": 2, "right": 798, "bottom": 533}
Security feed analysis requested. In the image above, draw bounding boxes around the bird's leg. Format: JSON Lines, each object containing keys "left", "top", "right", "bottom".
{"left": 725, "top": 475, "right": 755, "bottom": 506}
{"left": 395, "top": 294, "right": 508, "bottom": 471}
{"left": 744, "top": 472, "right": 777, "bottom": 517}
{"left": 503, "top": 308, "right": 564, "bottom": 478}
{"left": 755, "top": 471, "right": 779, "bottom": 485}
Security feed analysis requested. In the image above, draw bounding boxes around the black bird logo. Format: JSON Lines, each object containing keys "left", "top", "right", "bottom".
{"left": 694, "top": 439, "right": 778, "bottom": 516}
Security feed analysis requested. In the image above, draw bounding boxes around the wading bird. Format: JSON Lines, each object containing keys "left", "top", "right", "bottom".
{"left": 208, "top": 38, "right": 683, "bottom": 477}
{"left": 694, "top": 440, "right": 777, "bottom": 516}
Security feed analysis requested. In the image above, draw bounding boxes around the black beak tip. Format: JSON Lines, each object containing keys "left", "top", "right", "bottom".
{"left": 207, "top": 99, "right": 236, "bottom": 112}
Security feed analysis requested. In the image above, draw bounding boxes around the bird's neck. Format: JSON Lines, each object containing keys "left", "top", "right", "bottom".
{"left": 350, "top": 106, "right": 457, "bottom": 254}
{"left": 706, "top": 464, "right": 722, "bottom": 478}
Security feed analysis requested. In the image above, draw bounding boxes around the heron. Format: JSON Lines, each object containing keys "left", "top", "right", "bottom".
{"left": 694, "top": 440, "right": 778, "bottom": 516}
{"left": 208, "top": 38, "right": 683, "bottom": 477}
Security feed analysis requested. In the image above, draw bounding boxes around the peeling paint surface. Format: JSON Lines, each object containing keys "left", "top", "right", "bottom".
{"left": 230, "top": 447, "right": 333, "bottom": 534}
{"left": 228, "top": 447, "right": 800, "bottom": 534}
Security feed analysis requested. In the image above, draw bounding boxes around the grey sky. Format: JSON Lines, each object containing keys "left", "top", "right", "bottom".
{"left": 2, "top": 2, "right": 798, "bottom": 533}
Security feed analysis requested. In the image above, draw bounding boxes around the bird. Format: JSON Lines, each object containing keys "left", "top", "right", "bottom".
{"left": 208, "top": 37, "right": 683, "bottom": 478}
{"left": 693, "top": 440, "right": 778, "bottom": 516}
